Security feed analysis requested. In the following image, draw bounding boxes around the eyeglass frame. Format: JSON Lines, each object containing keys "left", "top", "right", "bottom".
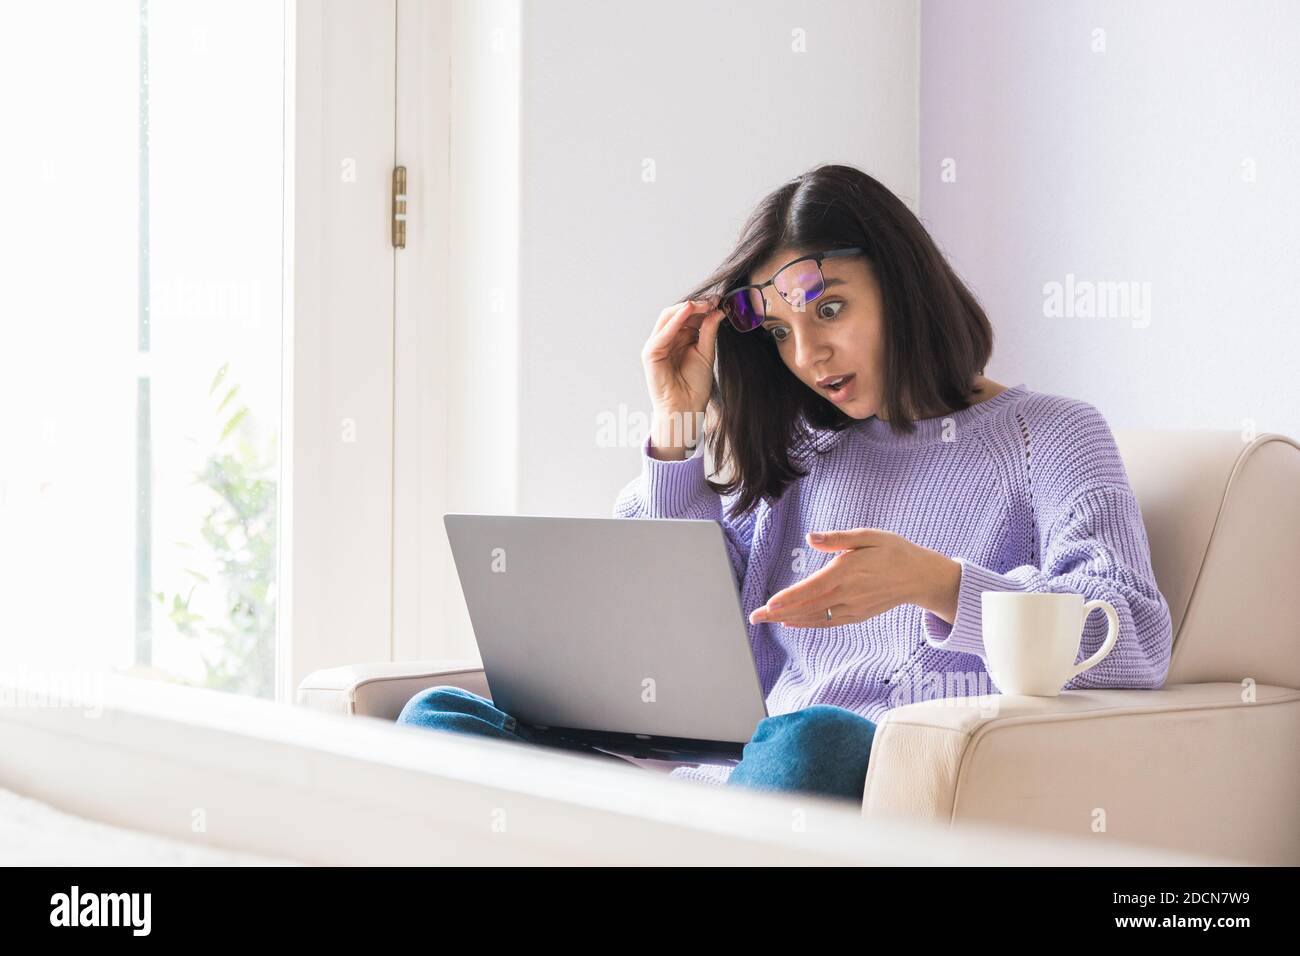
{"left": 719, "top": 246, "right": 865, "bottom": 333}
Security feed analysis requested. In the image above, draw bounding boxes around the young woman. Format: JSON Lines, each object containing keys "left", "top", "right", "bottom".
{"left": 397, "top": 163, "right": 1174, "bottom": 804}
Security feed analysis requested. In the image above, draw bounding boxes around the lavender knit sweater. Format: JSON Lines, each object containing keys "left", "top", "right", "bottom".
{"left": 612, "top": 383, "right": 1173, "bottom": 787}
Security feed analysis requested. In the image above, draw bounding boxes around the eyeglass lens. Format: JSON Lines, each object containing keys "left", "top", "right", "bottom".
{"left": 724, "top": 256, "right": 827, "bottom": 332}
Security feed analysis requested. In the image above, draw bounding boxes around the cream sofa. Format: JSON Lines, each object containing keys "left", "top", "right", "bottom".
{"left": 298, "top": 429, "right": 1300, "bottom": 865}
{"left": 2, "top": 668, "right": 1231, "bottom": 865}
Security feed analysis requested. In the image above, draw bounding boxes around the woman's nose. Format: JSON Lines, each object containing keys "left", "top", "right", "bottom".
{"left": 793, "top": 328, "right": 828, "bottom": 367}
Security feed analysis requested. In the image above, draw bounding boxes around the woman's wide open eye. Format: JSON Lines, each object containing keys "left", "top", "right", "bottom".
{"left": 816, "top": 298, "right": 845, "bottom": 320}
{"left": 765, "top": 299, "right": 844, "bottom": 344}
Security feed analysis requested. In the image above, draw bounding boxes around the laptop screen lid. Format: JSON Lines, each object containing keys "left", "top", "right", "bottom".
{"left": 443, "top": 514, "right": 768, "bottom": 752}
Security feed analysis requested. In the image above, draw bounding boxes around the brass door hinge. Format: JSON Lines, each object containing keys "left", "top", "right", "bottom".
{"left": 392, "top": 166, "right": 407, "bottom": 249}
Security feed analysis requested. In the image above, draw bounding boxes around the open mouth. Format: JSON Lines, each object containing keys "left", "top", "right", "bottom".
{"left": 818, "top": 373, "right": 855, "bottom": 395}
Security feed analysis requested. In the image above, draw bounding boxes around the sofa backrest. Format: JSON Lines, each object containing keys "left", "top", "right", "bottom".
{"left": 1112, "top": 428, "right": 1300, "bottom": 690}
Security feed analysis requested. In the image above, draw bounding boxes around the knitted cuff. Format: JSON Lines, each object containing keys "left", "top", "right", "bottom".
{"left": 921, "top": 558, "right": 1036, "bottom": 660}
{"left": 638, "top": 432, "right": 709, "bottom": 517}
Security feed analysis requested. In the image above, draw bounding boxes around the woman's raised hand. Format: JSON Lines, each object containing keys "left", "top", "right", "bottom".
{"left": 640, "top": 297, "right": 726, "bottom": 423}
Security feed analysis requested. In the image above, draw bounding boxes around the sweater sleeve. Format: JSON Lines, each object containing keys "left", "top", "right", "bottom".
{"left": 612, "top": 432, "right": 758, "bottom": 592}
{"left": 920, "top": 401, "right": 1173, "bottom": 691}
{"left": 668, "top": 763, "right": 736, "bottom": 786}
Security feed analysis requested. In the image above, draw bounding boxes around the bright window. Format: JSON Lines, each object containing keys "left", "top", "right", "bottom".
{"left": 0, "top": 0, "right": 286, "bottom": 698}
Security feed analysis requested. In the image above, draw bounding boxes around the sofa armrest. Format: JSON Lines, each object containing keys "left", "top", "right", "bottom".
{"left": 296, "top": 660, "right": 489, "bottom": 720}
{"left": 863, "top": 682, "right": 1300, "bottom": 865}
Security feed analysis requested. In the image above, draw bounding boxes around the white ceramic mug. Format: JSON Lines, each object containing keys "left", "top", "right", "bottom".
{"left": 980, "top": 592, "right": 1119, "bottom": 696}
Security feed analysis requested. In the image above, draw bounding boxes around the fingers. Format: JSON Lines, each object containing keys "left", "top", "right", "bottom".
{"left": 750, "top": 582, "right": 843, "bottom": 624}
{"left": 806, "top": 528, "right": 882, "bottom": 550}
{"left": 777, "top": 598, "right": 894, "bottom": 628}
{"left": 752, "top": 603, "right": 850, "bottom": 627}
{"left": 649, "top": 301, "right": 723, "bottom": 357}
{"left": 677, "top": 300, "right": 722, "bottom": 342}
{"left": 678, "top": 309, "right": 724, "bottom": 354}
{"left": 769, "top": 560, "right": 841, "bottom": 608}
{"left": 652, "top": 296, "right": 717, "bottom": 336}
{"left": 695, "top": 306, "right": 726, "bottom": 355}
{"left": 652, "top": 300, "right": 695, "bottom": 336}
{"left": 781, "top": 609, "right": 851, "bottom": 628}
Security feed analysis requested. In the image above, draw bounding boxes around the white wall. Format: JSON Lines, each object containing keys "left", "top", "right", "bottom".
{"left": 405, "top": 0, "right": 1300, "bottom": 663}
{"left": 516, "top": 0, "right": 920, "bottom": 518}
{"left": 920, "top": 0, "right": 1300, "bottom": 437}
{"left": 431, "top": 0, "right": 919, "bottom": 658}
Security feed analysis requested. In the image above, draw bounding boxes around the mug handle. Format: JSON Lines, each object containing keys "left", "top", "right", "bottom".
{"left": 1067, "top": 599, "right": 1120, "bottom": 681}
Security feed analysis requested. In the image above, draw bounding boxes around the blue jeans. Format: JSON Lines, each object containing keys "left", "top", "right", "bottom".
{"left": 395, "top": 686, "right": 877, "bottom": 803}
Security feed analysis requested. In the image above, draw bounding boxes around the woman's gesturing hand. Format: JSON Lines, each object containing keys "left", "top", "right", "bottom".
{"left": 748, "top": 529, "right": 963, "bottom": 627}
{"left": 640, "top": 297, "right": 726, "bottom": 424}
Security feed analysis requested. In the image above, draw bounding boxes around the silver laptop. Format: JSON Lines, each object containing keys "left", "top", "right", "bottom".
{"left": 443, "top": 513, "right": 768, "bottom": 763}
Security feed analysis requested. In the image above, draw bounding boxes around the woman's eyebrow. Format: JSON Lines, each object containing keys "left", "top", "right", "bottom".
{"left": 762, "top": 276, "right": 845, "bottom": 292}
{"left": 761, "top": 277, "right": 847, "bottom": 321}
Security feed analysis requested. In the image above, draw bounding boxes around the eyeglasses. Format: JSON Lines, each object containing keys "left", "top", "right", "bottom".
{"left": 719, "top": 247, "right": 864, "bottom": 333}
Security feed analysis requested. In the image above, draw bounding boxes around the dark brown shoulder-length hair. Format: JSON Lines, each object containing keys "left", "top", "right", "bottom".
{"left": 680, "top": 163, "right": 994, "bottom": 520}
